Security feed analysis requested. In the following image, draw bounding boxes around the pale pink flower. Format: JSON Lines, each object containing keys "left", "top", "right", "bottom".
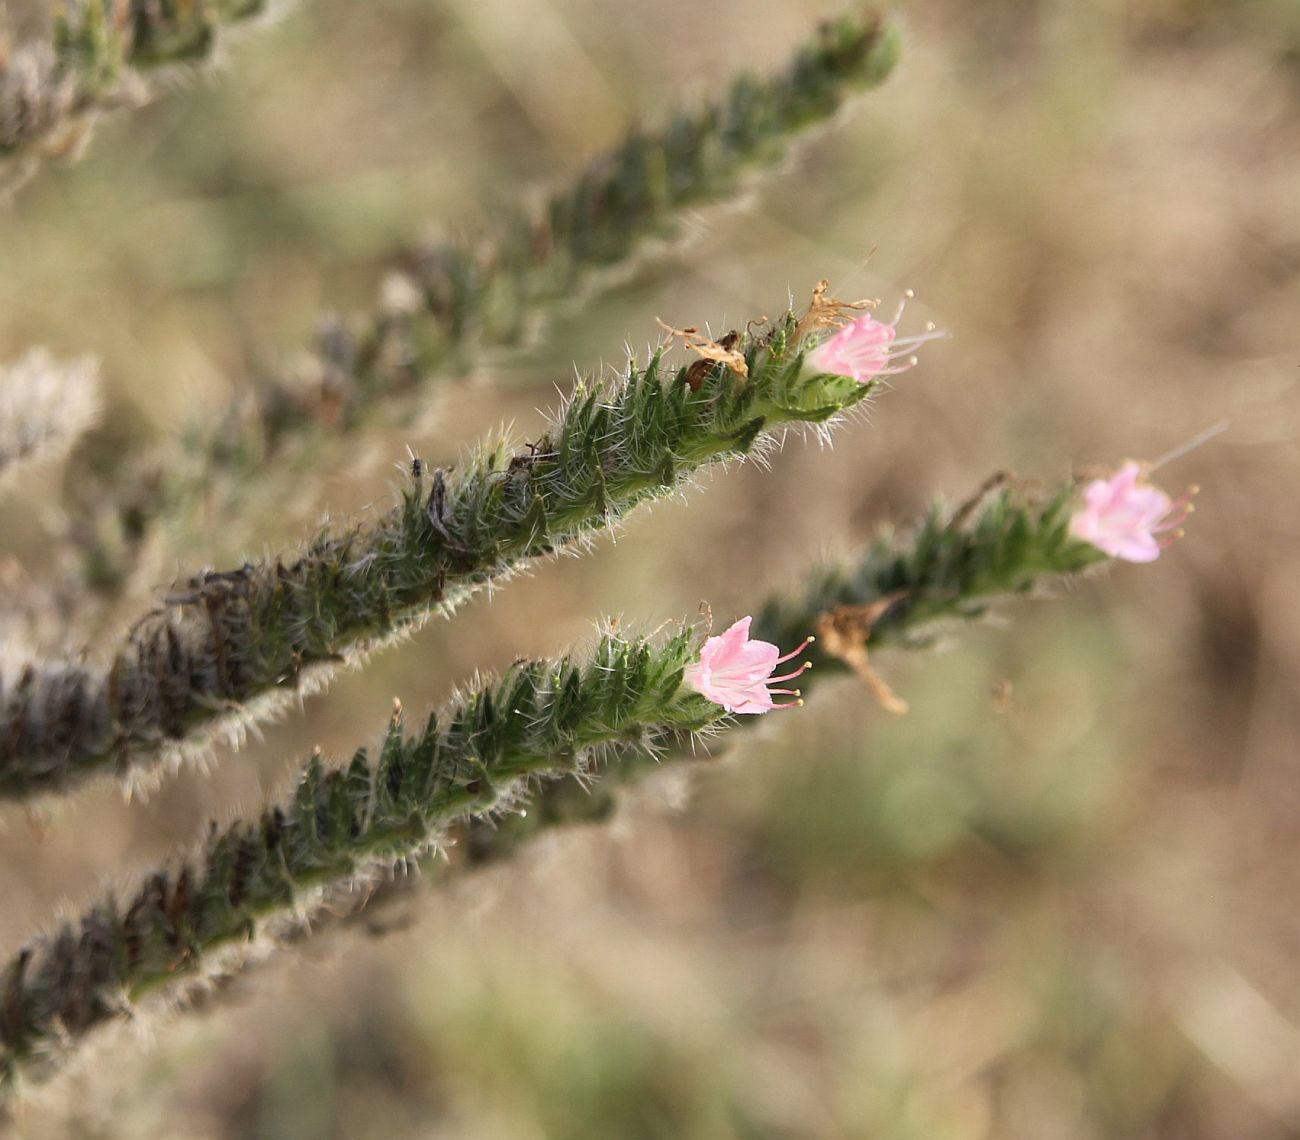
{"left": 807, "top": 293, "right": 945, "bottom": 384}
{"left": 1069, "top": 461, "right": 1195, "bottom": 562}
{"left": 683, "top": 617, "right": 813, "bottom": 715}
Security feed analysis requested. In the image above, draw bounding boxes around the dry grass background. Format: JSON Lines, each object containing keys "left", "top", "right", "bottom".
{"left": 1, "top": 0, "right": 1299, "bottom": 1135}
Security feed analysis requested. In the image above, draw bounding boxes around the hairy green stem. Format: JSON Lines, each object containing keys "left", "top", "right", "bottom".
{"left": 0, "top": 479, "right": 1108, "bottom": 1092}
{"left": 0, "top": 626, "right": 715, "bottom": 1091}
{"left": 0, "top": 310, "right": 875, "bottom": 799}
{"left": 755, "top": 478, "right": 1108, "bottom": 659}
{"left": 456, "top": 479, "right": 1110, "bottom": 863}
{"left": 75, "top": 10, "right": 900, "bottom": 592}
{"left": 270, "top": 11, "right": 900, "bottom": 433}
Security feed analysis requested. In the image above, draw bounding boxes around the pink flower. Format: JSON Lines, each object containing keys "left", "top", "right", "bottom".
{"left": 683, "top": 617, "right": 813, "bottom": 715}
{"left": 1069, "top": 461, "right": 1195, "bottom": 562}
{"left": 807, "top": 293, "right": 945, "bottom": 384}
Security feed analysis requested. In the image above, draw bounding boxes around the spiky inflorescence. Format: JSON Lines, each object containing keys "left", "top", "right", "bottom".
{"left": 0, "top": 350, "right": 99, "bottom": 489}
{"left": 453, "top": 480, "right": 1113, "bottom": 861}
{"left": 753, "top": 480, "right": 1110, "bottom": 661}
{"left": 275, "top": 11, "right": 901, "bottom": 431}
{"left": 0, "top": 0, "right": 282, "bottom": 194}
{"left": 0, "top": 629, "right": 715, "bottom": 1092}
{"left": 75, "top": 10, "right": 900, "bottom": 594}
{"left": 0, "top": 311, "right": 878, "bottom": 800}
{"left": 288, "top": 481, "right": 1113, "bottom": 923}
{"left": 0, "top": 479, "right": 1112, "bottom": 1094}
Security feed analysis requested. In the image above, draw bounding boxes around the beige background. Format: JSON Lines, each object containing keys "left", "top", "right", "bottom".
{"left": 1, "top": 1, "right": 1299, "bottom": 1136}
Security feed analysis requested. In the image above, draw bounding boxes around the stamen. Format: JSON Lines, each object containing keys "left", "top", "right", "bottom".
{"left": 768, "top": 662, "right": 812, "bottom": 685}
{"left": 1156, "top": 489, "right": 1199, "bottom": 532}
{"left": 874, "top": 361, "right": 917, "bottom": 376}
{"left": 774, "top": 635, "right": 815, "bottom": 665}
{"left": 890, "top": 288, "right": 915, "bottom": 326}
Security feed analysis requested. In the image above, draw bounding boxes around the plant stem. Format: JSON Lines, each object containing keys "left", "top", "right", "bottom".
{"left": 71, "top": 10, "right": 901, "bottom": 594}
{"left": 0, "top": 310, "right": 875, "bottom": 799}
{"left": 0, "top": 478, "right": 1108, "bottom": 1093}
{"left": 0, "top": 627, "right": 715, "bottom": 1090}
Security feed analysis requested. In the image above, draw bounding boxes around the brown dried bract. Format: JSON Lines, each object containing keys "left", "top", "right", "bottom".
{"left": 816, "top": 595, "right": 910, "bottom": 715}
{"left": 792, "top": 279, "right": 878, "bottom": 343}
{"left": 683, "top": 331, "right": 742, "bottom": 391}
{"left": 656, "top": 319, "right": 748, "bottom": 384}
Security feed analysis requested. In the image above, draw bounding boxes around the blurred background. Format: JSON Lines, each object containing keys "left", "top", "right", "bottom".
{"left": 1, "top": 0, "right": 1299, "bottom": 1135}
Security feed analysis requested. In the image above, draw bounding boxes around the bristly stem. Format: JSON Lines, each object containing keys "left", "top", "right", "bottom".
{"left": 0, "top": 479, "right": 1108, "bottom": 1094}
{"left": 73, "top": 10, "right": 901, "bottom": 593}
{"left": 283, "top": 11, "right": 901, "bottom": 426}
{"left": 0, "top": 309, "right": 876, "bottom": 800}
{"left": 455, "top": 481, "right": 1111, "bottom": 863}
{"left": 754, "top": 482, "right": 1109, "bottom": 660}
{"left": 0, "top": 628, "right": 716, "bottom": 1091}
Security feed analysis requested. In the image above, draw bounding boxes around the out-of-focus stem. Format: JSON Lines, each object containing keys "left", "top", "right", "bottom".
{"left": 0, "top": 0, "right": 283, "bottom": 193}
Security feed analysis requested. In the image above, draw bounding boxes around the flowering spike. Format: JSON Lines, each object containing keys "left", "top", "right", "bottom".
{"left": 1068, "top": 461, "right": 1195, "bottom": 562}
{"left": 0, "top": 293, "right": 883, "bottom": 801}
{"left": 806, "top": 293, "right": 946, "bottom": 384}
{"left": 0, "top": 474, "right": 1151, "bottom": 1092}
{"left": 683, "top": 617, "right": 813, "bottom": 714}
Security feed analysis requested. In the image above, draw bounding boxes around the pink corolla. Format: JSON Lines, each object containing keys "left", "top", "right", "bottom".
{"left": 807, "top": 292, "right": 946, "bottom": 384}
{"left": 683, "top": 617, "right": 813, "bottom": 715}
{"left": 1069, "top": 461, "right": 1195, "bottom": 563}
